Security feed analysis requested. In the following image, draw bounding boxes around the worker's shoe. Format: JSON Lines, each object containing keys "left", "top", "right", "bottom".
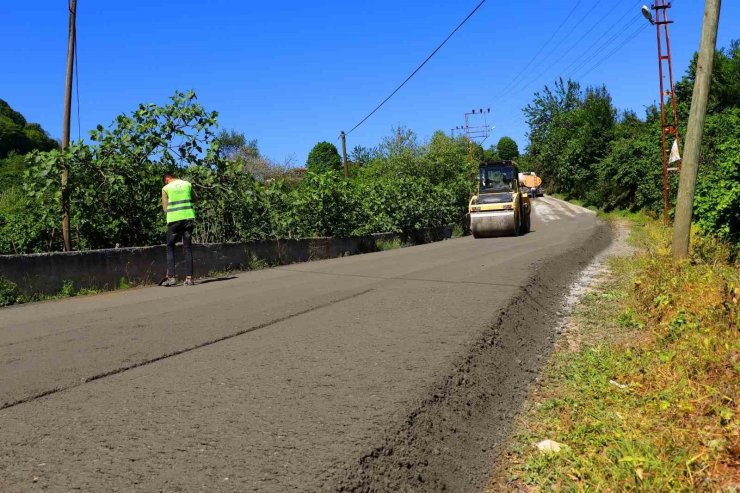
{"left": 161, "top": 277, "right": 178, "bottom": 287}
{"left": 184, "top": 277, "right": 194, "bottom": 286}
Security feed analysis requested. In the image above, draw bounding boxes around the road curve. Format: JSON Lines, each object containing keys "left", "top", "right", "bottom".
{"left": 0, "top": 197, "right": 609, "bottom": 492}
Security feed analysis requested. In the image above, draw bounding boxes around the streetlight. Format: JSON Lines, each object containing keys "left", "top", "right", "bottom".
{"left": 642, "top": 5, "right": 655, "bottom": 25}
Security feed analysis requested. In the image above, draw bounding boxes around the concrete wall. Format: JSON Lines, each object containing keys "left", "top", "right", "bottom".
{"left": 0, "top": 226, "right": 453, "bottom": 297}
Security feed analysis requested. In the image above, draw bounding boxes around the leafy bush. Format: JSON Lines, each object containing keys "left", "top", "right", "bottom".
{"left": 306, "top": 141, "right": 342, "bottom": 173}
{"left": 0, "top": 99, "right": 57, "bottom": 159}
{"left": 0, "top": 275, "right": 20, "bottom": 307}
{"left": 524, "top": 42, "right": 740, "bottom": 242}
{"left": 59, "top": 280, "right": 76, "bottom": 297}
{"left": 694, "top": 109, "right": 740, "bottom": 243}
{"left": 2, "top": 98, "right": 474, "bottom": 254}
{"left": 496, "top": 136, "right": 520, "bottom": 160}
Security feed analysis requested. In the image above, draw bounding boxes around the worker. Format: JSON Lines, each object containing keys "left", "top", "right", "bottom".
{"left": 161, "top": 172, "right": 196, "bottom": 286}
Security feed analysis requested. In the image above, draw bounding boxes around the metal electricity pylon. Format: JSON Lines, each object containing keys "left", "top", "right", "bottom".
{"left": 451, "top": 108, "right": 492, "bottom": 160}
{"left": 464, "top": 108, "right": 492, "bottom": 143}
{"left": 645, "top": 1, "right": 681, "bottom": 224}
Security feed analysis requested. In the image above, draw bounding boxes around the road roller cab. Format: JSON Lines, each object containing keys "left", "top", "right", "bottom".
{"left": 468, "top": 161, "right": 531, "bottom": 238}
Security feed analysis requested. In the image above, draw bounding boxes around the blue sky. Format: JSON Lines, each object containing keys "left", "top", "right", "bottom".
{"left": 1, "top": 1, "right": 738, "bottom": 165}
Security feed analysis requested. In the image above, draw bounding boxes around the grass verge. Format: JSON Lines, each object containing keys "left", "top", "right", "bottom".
{"left": 490, "top": 217, "right": 739, "bottom": 491}
{"left": 0, "top": 276, "right": 132, "bottom": 307}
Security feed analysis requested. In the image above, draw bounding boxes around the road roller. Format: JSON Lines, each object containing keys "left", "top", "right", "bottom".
{"left": 468, "top": 160, "right": 531, "bottom": 238}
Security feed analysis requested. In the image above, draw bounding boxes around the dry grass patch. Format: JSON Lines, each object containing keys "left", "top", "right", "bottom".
{"left": 489, "top": 218, "right": 739, "bottom": 492}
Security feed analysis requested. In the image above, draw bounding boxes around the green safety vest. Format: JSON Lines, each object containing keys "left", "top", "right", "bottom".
{"left": 163, "top": 179, "right": 196, "bottom": 224}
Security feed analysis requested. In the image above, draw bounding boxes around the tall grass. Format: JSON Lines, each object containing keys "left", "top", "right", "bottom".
{"left": 500, "top": 219, "right": 739, "bottom": 491}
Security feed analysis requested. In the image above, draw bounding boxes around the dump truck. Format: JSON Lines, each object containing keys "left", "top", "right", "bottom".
{"left": 518, "top": 171, "right": 543, "bottom": 197}
{"left": 468, "top": 160, "right": 531, "bottom": 238}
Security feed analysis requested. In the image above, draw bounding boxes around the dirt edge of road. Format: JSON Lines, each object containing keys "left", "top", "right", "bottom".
{"left": 331, "top": 221, "right": 613, "bottom": 492}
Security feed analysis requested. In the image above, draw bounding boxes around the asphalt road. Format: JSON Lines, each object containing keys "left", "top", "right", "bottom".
{"left": 0, "top": 197, "right": 609, "bottom": 492}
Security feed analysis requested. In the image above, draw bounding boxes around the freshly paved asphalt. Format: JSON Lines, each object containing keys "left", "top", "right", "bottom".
{"left": 0, "top": 197, "right": 605, "bottom": 492}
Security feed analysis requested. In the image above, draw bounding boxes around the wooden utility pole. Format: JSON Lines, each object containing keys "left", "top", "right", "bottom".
{"left": 671, "top": 0, "right": 721, "bottom": 260}
{"left": 61, "top": 0, "right": 77, "bottom": 251}
{"left": 340, "top": 131, "right": 348, "bottom": 178}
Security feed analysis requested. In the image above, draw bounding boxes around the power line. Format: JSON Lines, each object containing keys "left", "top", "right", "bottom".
{"left": 498, "top": 0, "right": 639, "bottom": 104}
{"left": 562, "top": 13, "right": 645, "bottom": 80}
{"left": 541, "top": 1, "right": 638, "bottom": 78}
{"left": 499, "top": 5, "right": 646, "bottom": 105}
{"left": 558, "top": 1, "right": 644, "bottom": 77}
{"left": 492, "top": 1, "right": 602, "bottom": 107}
{"left": 572, "top": 23, "right": 650, "bottom": 81}
{"left": 497, "top": 0, "right": 584, "bottom": 96}
{"left": 345, "top": 0, "right": 487, "bottom": 136}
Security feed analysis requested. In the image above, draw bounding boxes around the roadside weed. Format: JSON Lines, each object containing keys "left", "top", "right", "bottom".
{"left": 0, "top": 275, "right": 20, "bottom": 307}
{"left": 247, "top": 253, "right": 269, "bottom": 270}
{"left": 59, "top": 280, "right": 76, "bottom": 297}
{"left": 375, "top": 238, "right": 403, "bottom": 251}
{"left": 499, "top": 217, "right": 739, "bottom": 491}
{"left": 118, "top": 277, "right": 130, "bottom": 290}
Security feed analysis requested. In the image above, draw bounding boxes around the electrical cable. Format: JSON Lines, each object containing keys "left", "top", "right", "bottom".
{"left": 502, "top": 16, "right": 648, "bottom": 104}
{"left": 497, "top": 0, "right": 584, "bottom": 96}
{"left": 572, "top": 22, "right": 650, "bottom": 81}
{"left": 495, "top": 0, "right": 601, "bottom": 103}
{"left": 558, "top": 1, "right": 644, "bottom": 77}
{"left": 539, "top": 1, "right": 637, "bottom": 79}
{"left": 562, "top": 14, "right": 644, "bottom": 79}
{"left": 497, "top": 0, "right": 641, "bottom": 104}
{"left": 345, "top": 0, "right": 487, "bottom": 136}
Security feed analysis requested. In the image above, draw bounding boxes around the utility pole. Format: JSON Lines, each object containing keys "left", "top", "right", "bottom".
{"left": 646, "top": 1, "right": 681, "bottom": 225}
{"left": 462, "top": 108, "right": 492, "bottom": 162}
{"left": 61, "top": 0, "right": 77, "bottom": 252}
{"left": 340, "top": 131, "right": 348, "bottom": 178}
{"left": 672, "top": 0, "right": 721, "bottom": 259}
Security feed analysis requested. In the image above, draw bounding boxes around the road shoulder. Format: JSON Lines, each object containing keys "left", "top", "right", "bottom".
{"left": 333, "top": 217, "right": 612, "bottom": 491}
{"left": 486, "top": 217, "right": 739, "bottom": 491}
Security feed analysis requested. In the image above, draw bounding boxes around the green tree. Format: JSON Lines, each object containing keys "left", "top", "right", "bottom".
{"left": 19, "top": 90, "right": 220, "bottom": 251}
{"left": 524, "top": 78, "right": 581, "bottom": 158}
{"left": 306, "top": 141, "right": 342, "bottom": 173}
{"left": 0, "top": 154, "right": 26, "bottom": 190}
{"left": 0, "top": 100, "right": 57, "bottom": 197}
{"left": 692, "top": 107, "right": 740, "bottom": 242}
{"left": 524, "top": 81, "right": 615, "bottom": 198}
{"left": 483, "top": 144, "right": 499, "bottom": 161}
{"left": 2, "top": 98, "right": 477, "bottom": 253}
{"left": 496, "top": 136, "right": 519, "bottom": 160}
{"left": 590, "top": 108, "right": 662, "bottom": 211}
{"left": 675, "top": 40, "right": 740, "bottom": 117}
{"left": 0, "top": 99, "right": 57, "bottom": 158}
{"left": 349, "top": 145, "right": 373, "bottom": 166}
{"left": 217, "top": 129, "right": 258, "bottom": 160}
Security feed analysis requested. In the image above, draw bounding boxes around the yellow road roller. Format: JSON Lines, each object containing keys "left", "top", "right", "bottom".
{"left": 468, "top": 160, "right": 531, "bottom": 238}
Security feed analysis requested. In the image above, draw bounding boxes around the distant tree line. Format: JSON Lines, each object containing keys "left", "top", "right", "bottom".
{"left": 1, "top": 41, "right": 735, "bottom": 253}
{"left": 0, "top": 92, "right": 475, "bottom": 254}
{"left": 0, "top": 99, "right": 57, "bottom": 191}
{"left": 523, "top": 40, "right": 739, "bottom": 243}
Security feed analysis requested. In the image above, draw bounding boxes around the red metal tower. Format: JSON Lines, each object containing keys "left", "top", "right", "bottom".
{"left": 652, "top": 1, "right": 681, "bottom": 224}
